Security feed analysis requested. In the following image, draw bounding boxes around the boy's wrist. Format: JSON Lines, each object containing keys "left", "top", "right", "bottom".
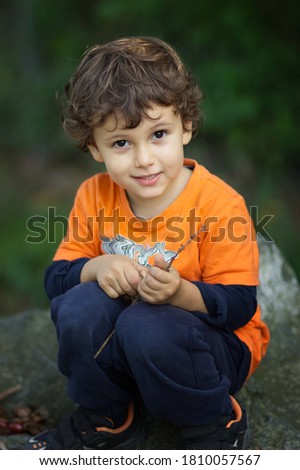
{"left": 169, "top": 278, "right": 208, "bottom": 314}
{"left": 80, "top": 256, "right": 100, "bottom": 283}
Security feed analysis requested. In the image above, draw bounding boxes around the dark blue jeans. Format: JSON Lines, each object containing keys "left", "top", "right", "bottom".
{"left": 51, "top": 282, "right": 250, "bottom": 426}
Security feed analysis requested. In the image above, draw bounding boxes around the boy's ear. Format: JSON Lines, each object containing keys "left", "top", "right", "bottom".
{"left": 182, "top": 121, "right": 193, "bottom": 145}
{"left": 87, "top": 143, "right": 104, "bottom": 163}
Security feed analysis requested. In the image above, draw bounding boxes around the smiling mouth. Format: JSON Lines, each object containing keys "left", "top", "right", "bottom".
{"left": 135, "top": 174, "right": 159, "bottom": 180}
{"left": 133, "top": 173, "right": 161, "bottom": 185}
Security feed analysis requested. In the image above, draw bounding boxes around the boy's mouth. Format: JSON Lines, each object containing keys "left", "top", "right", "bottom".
{"left": 133, "top": 173, "right": 161, "bottom": 185}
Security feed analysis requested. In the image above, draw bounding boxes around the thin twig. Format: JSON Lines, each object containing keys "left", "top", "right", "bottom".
{"left": 165, "top": 227, "right": 205, "bottom": 271}
{"left": 0, "top": 385, "right": 22, "bottom": 401}
{"left": 94, "top": 329, "right": 115, "bottom": 359}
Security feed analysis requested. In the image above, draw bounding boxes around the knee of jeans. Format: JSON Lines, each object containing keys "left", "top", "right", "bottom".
{"left": 50, "top": 281, "right": 115, "bottom": 331}
{"left": 115, "top": 305, "right": 154, "bottom": 350}
{"left": 51, "top": 281, "right": 92, "bottom": 312}
{"left": 115, "top": 304, "right": 188, "bottom": 363}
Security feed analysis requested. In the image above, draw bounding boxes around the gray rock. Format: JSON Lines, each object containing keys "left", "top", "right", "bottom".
{"left": 239, "top": 236, "right": 300, "bottom": 449}
{"left": 1, "top": 237, "right": 300, "bottom": 449}
{"left": 0, "top": 309, "right": 73, "bottom": 419}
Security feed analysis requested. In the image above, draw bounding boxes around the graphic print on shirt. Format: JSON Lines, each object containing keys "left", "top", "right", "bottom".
{"left": 100, "top": 234, "right": 178, "bottom": 266}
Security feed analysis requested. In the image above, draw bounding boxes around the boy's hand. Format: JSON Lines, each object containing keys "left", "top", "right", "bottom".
{"left": 81, "top": 255, "right": 147, "bottom": 299}
{"left": 137, "top": 253, "right": 181, "bottom": 304}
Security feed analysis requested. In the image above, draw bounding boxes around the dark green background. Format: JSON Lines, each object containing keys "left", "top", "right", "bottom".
{"left": 1, "top": 0, "right": 299, "bottom": 314}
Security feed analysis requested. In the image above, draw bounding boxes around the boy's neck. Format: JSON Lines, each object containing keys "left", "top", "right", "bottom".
{"left": 126, "top": 166, "right": 192, "bottom": 219}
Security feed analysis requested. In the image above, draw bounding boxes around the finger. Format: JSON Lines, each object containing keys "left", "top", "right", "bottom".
{"left": 146, "top": 266, "right": 171, "bottom": 283}
{"left": 137, "top": 284, "right": 166, "bottom": 304}
{"left": 98, "top": 273, "right": 130, "bottom": 298}
{"left": 138, "top": 269, "right": 180, "bottom": 301}
{"left": 138, "top": 272, "right": 169, "bottom": 297}
{"left": 124, "top": 267, "right": 144, "bottom": 290}
{"left": 99, "top": 282, "right": 121, "bottom": 299}
{"left": 153, "top": 253, "right": 169, "bottom": 270}
{"left": 135, "top": 264, "right": 148, "bottom": 279}
{"left": 114, "top": 274, "right": 137, "bottom": 296}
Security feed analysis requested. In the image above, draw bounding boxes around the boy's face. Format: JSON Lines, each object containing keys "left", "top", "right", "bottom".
{"left": 88, "top": 105, "right": 192, "bottom": 217}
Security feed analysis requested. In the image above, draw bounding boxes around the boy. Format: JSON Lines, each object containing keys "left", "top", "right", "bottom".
{"left": 26, "top": 36, "right": 270, "bottom": 450}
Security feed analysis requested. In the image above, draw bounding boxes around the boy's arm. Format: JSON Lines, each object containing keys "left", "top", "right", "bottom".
{"left": 45, "top": 255, "right": 147, "bottom": 300}
{"left": 144, "top": 270, "right": 257, "bottom": 330}
{"left": 137, "top": 254, "right": 257, "bottom": 330}
{"left": 136, "top": 254, "right": 208, "bottom": 312}
{"left": 44, "top": 258, "right": 90, "bottom": 300}
{"left": 194, "top": 282, "right": 257, "bottom": 330}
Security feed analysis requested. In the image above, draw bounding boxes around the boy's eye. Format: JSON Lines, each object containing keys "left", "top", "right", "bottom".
{"left": 153, "top": 130, "right": 166, "bottom": 140}
{"left": 113, "top": 140, "right": 128, "bottom": 148}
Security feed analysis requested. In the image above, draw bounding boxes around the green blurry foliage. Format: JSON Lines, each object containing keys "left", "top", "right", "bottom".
{"left": 1, "top": 0, "right": 298, "bottom": 166}
{"left": 0, "top": 0, "right": 299, "bottom": 314}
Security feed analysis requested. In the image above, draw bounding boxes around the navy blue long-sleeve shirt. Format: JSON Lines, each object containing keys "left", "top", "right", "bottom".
{"left": 45, "top": 259, "right": 257, "bottom": 332}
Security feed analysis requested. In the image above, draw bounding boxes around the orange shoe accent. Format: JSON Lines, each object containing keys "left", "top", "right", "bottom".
{"left": 95, "top": 401, "right": 134, "bottom": 434}
{"left": 226, "top": 396, "right": 242, "bottom": 428}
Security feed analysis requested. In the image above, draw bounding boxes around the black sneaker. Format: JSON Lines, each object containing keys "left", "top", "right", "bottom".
{"left": 182, "top": 396, "right": 250, "bottom": 450}
{"left": 25, "top": 401, "right": 147, "bottom": 450}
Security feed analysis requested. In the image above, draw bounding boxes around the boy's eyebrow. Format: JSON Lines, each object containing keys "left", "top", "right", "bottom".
{"left": 104, "top": 120, "right": 174, "bottom": 143}
{"left": 104, "top": 133, "right": 129, "bottom": 142}
{"left": 148, "top": 120, "right": 174, "bottom": 130}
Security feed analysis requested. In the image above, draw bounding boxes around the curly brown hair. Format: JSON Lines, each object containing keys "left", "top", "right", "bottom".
{"left": 62, "top": 36, "right": 203, "bottom": 152}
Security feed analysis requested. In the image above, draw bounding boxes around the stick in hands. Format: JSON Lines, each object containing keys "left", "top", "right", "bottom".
{"left": 132, "top": 227, "right": 204, "bottom": 304}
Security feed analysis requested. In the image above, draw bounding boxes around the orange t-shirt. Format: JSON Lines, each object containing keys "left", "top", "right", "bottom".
{"left": 54, "top": 158, "right": 270, "bottom": 377}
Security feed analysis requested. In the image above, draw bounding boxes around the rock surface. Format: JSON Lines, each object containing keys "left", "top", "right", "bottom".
{"left": 1, "top": 237, "right": 300, "bottom": 449}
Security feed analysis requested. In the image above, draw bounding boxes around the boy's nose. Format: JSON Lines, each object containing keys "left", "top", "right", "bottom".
{"left": 134, "top": 145, "right": 154, "bottom": 167}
